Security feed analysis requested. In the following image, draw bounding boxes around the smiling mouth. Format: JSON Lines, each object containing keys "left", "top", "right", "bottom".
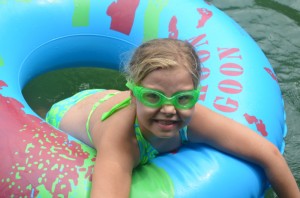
{"left": 154, "top": 119, "right": 180, "bottom": 130}
{"left": 155, "top": 120, "right": 178, "bottom": 125}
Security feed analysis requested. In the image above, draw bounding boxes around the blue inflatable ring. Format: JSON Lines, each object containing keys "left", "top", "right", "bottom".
{"left": 0, "top": 1, "right": 287, "bottom": 197}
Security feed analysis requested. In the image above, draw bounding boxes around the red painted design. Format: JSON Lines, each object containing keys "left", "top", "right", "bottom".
{"left": 264, "top": 67, "right": 278, "bottom": 82}
{"left": 220, "top": 63, "right": 244, "bottom": 76}
{"left": 0, "top": 80, "right": 7, "bottom": 89}
{"left": 188, "top": 34, "right": 210, "bottom": 63}
{"left": 218, "top": 48, "right": 242, "bottom": 60}
{"left": 213, "top": 97, "right": 239, "bottom": 113}
{"left": 244, "top": 113, "right": 268, "bottom": 136}
{"left": 200, "top": 67, "right": 210, "bottom": 81}
{"left": 218, "top": 79, "right": 243, "bottom": 94}
{"left": 0, "top": 82, "right": 95, "bottom": 196}
{"left": 106, "top": 0, "right": 140, "bottom": 35}
{"left": 168, "top": 16, "right": 178, "bottom": 39}
{"left": 196, "top": 8, "right": 212, "bottom": 28}
{"left": 199, "top": 85, "right": 208, "bottom": 101}
{"left": 85, "top": 166, "right": 94, "bottom": 182}
{"left": 213, "top": 47, "right": 244, "bottom": 113}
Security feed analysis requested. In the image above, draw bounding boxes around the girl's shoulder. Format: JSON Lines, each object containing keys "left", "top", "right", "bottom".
{"left": 91, "top": 91, "right": 140, "bottom": 165}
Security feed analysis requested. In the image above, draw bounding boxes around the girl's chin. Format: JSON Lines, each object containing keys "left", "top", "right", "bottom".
{"left": 153, "top": 124, "right": 179, "bottom": 139}
{"left": 159, "top": 133, "right": 177, "bottom": 139}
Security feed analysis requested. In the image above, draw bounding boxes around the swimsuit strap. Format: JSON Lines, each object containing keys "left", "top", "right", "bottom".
{"left": 46, "top": 89, "right": 104, "bottom": 129}
{"left": 86, "top": 92, "right": 120, "bottom": 144}
{"left": 179, "top": 126, "right": 189, "bottom": 144}
{"left": 101, "top": 97, "right": 131, "bottom": 121}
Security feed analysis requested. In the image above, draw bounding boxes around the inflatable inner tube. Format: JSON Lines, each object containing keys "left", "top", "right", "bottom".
{"left": 0, "top": 0, "right": 286, "bottom": 197}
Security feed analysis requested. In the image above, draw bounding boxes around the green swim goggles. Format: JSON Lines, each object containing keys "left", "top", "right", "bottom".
{"left": 126, "top": 81, "right": 201, "bottom": 109}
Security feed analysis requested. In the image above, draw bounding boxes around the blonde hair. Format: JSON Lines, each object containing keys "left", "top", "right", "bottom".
{"left": 123, "top": 38, "right": 201, "bottom": 88}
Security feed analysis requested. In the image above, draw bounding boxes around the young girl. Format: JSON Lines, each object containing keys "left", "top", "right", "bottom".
{"left": 46, "top": 38, "right": 299, "bottom": 197}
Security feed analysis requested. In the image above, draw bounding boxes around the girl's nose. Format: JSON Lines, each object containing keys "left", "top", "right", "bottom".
{"left": 160, "top": 104, "right": 176, "bottom": 115}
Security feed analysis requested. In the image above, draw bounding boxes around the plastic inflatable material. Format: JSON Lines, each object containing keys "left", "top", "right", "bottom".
{"left": 0, "top": 0, "right": 287, "bottom": 197}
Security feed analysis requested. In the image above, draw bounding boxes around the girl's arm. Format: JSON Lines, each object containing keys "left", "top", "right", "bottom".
{"left": 90, "top": 108, "right": 139, "bottom": 198}
{"left": 188, "top": 104, "right": 299, "bottom": 198}
{"left": 91, "top": 151, "right": 134, "bottom": 197}
{"left": 90, "top": 136, "right": 137, "bottom": 197}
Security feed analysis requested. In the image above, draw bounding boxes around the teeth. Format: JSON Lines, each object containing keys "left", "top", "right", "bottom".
{"left": 158, "top": 120, "right": 175, "bottom": 125}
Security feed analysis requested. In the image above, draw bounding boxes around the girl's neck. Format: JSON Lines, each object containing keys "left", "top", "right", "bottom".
{"left": 139, "top": 124, "right": 181, "bottom": 153}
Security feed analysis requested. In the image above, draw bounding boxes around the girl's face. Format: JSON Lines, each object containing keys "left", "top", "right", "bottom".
{"left": 133, "top": 66, "right": 197, "bottom": 141}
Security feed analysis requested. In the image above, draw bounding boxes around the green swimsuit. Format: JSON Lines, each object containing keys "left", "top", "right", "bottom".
{"left": 46, "top": 90, "right": 188, "bottom": 165}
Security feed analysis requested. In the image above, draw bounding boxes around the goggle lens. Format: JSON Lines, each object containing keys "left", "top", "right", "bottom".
{"left": 177, "top": 94, "right": 195, "bottom": 106}
{"left": 142, "top": 92, "right": 161, "bottom": 104}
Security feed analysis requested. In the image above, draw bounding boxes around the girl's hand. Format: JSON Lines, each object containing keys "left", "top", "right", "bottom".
{"left": 188, "top": 104, "right": 300, "bottom": 198}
